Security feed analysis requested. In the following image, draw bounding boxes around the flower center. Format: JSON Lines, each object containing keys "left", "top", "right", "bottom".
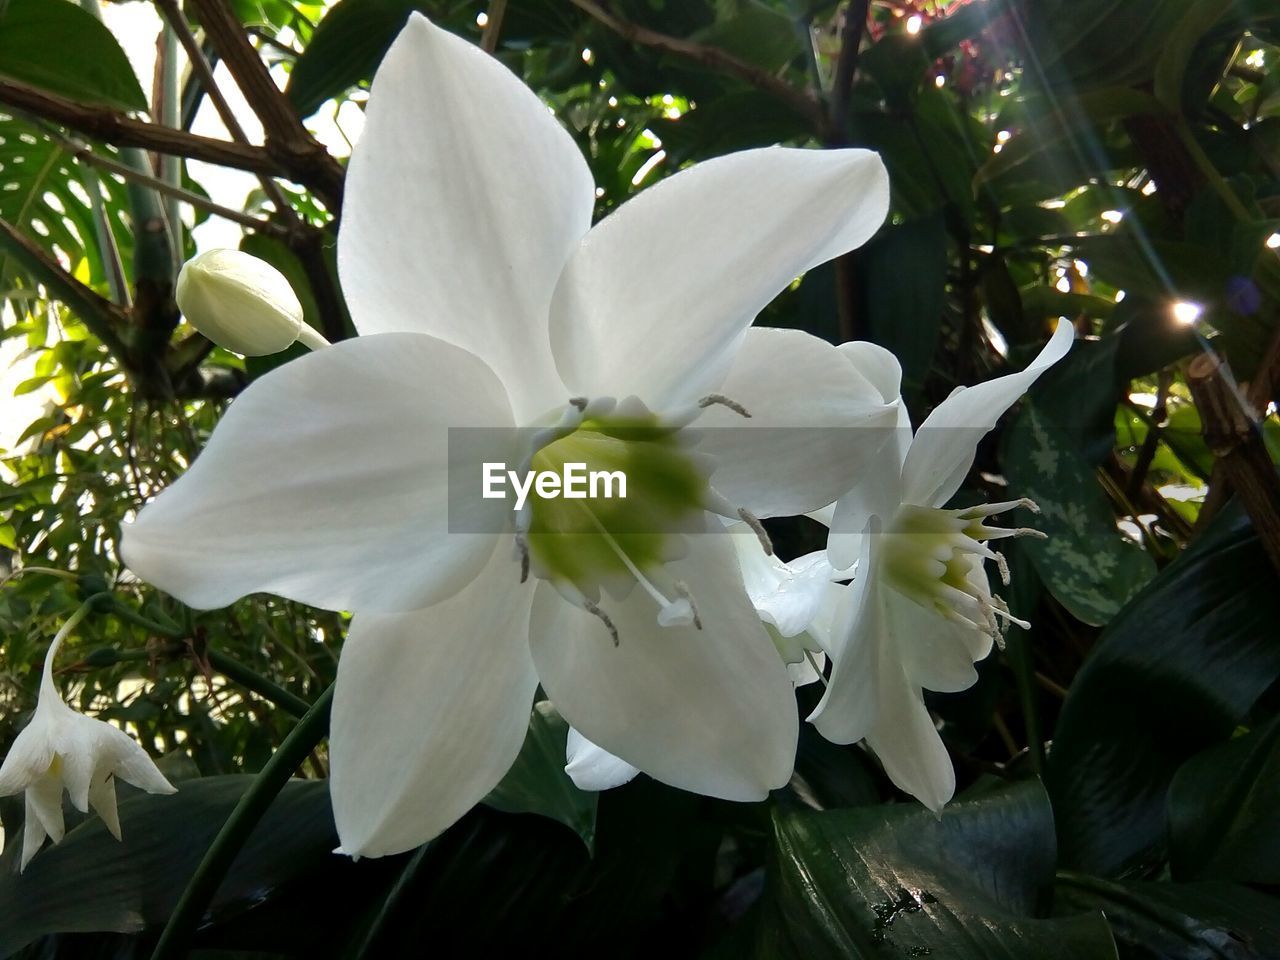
{"left": 513, "top": 395, "right": 762, "bottom": 643}
{"left": 880, "top": 499, "right": 1043, "bottom": 642}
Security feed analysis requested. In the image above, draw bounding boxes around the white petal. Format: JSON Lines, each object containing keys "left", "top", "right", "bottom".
{"left": 884, "top": 589, "right": 981, "bottom": 694}
{"left": 826, "top": 344, "right": 913, "bottom": 571}
{"left": 529, "top": 519, "right": 798, "bottom": 802}
{"left": 25, "top": 770, "right": 64, "bottom": 846}
{"left": 21, "top": 792, "right": 49, "bottom": 871}
{"left": 696, "top": 328, "right": 897, "bottom": 516}
{"left": 900, "top": 319, "right": 1075, "bottom": 508}
{"left": 93, "top": 719, "right": 177, "bottom": 796}
{"left": 564, "top": 728, "right": 640, "bottom": 792}
{"left": 864, "top": 645, "right": 956, "bottom": 813}
{"left": 838, "top": 340, "right": 904, "bottom": 406}
{"left": 123, "top": 333, "right": 514, "bottom": 614}
{"left": 809, "top": 524, "right": 882, "bottom": 745}
{"left": 0, "top": 720, "right": 52, "bottom": 796}
{"left": 329, "top": 548, "right": 538, "bottom": 858}
{"left": 339, "top": 14, "right": 594, "bottom": 420}
{"left": 549, "top": 147, "right": 889, "bottom": 407}
{"left": 88, "top": 774, "right": 122, "bottom": 840}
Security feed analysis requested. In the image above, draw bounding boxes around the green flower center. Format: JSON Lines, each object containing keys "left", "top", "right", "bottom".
{"left": 523, "top": 410, "right": 709, "bottom": 595}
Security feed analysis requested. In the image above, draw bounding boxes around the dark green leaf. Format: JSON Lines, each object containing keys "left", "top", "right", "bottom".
{"left": 1168, "top": 715, "right": 1280, "bottom": 884}
{"left": 1046, "top": 504, "right": 1280, "bottom": 875}
{"left": 1057, "top": 874, "right": 1280, "bottom": 960}
{"left": 0, "top": 777, "right": 336, "bottom": 957}
{"left": 759, "top": 779, "right": 1118, "bottom": 959}
{"left": 286, "top": 0, "right": 427, "bottom": 119}
{"left": 483, "top": 700, "right": 598, "bottom": 852}
{"left": 0, "top": 0, "right": 147, "bottom": 112}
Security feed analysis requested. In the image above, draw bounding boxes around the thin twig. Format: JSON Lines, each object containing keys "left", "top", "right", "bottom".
{"left": 1127, "top": 368, "right": 1171, "bottom": 500}
{"left": 154, "top": 0, "right": 296, "bottom": 218}
{"left": 828, "top": 0, "right": 871, "bottom": 143}
{"left": 187, "top": 0, "right": 344, "bottom": 210}
{"left": 480, "top": 0, "right": 509, "bottom": 54}
{"left": 568, "top": 0, "right": 822, "bottom": 126}
{"left": 0, "top": 216, "right": 130, "bottom": 357}
{"left": 32, "top": 121, "right": 289, "bottom": 237}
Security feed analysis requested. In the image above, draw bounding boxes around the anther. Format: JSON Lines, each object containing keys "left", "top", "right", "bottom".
{"left": 737, "top": 508, "right": 774, "bottom": 555}
{"left": 994, "top": 551, "right": 1011, "bottom": 586}
{"left": 582, "top": 599, "right": 620, "bottom": 647}
{"left": 568, "top": 396, "right": 588, "bottom": 412}
{"left": 674, "top": 581, "right": 702, "bottom": 630}
{"left": 698, "top": 394, "right": 752, "bottom": 418}
{"left": 514, "top": 534, "right": 531, "bottom": 583}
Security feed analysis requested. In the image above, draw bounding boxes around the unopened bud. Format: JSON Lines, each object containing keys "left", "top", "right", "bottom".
{"left": 175, "top": 249, "right": 326, "bottom": 356}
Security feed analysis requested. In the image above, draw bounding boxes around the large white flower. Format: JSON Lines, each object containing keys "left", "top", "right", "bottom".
{"left": 122, "top": 14, "right": 896, "bottom": 857}
{"left": 0, "top": 610, "right": 176, "bottom": 871}
{"left": 810, "top": 320, "right": 1074, "bottom": 811}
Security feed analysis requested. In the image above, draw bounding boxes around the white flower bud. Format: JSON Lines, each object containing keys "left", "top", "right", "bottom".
{"left": 176, "top": 249, "right": 325, "bottom": 356}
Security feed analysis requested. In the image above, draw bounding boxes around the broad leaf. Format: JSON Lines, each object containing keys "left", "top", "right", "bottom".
{"left": 483, "top": 700, "right": 598, "bottom": 852}
{"left": 0, "top": 0, "right": 147, "bottom": 112}
{"left": 1168, "top": 715, "right": 1280, "bottom": 885}
{"left": 1003, "top": 401, "right": 1154, "bottom": 626}
{"left": 1046, "top": 504, "right": 1280, "bottom": 876}
{"left": 759, "top": 779, "right": 1118, "bottom": 959}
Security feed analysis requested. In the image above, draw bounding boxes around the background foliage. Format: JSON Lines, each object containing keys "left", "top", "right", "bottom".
{"left": 2, "top": 0, "right": 1280, "bottom": 956}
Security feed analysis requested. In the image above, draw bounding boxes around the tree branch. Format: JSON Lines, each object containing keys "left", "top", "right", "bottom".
{"left": 1186, "top": 350, "right": 1280, "bottom": 576}
{"left": 187, "top": 0, "right": 345, "bottom": 211}
{"left": 155, "top": 0, "right": 297, "bottom": 219}
{"left": 0, "top": 76, "right": 279, "bottom": 176}
{"left": 0, "top": 217, "right": 130, "bottom": 358}
{"left": 568, "top": 0, "right": 822, "bottom": 127}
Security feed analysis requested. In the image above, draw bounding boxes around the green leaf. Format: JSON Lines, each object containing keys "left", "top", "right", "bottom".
{"left": 1045, "top": 504, "right": 1280, "bottom": 876}
{"left": 1153, "top": 0, "right": 1234, "bottom": 110}
{"left": 0, "top": 777, "right": 337, "bottom": 957}
{"left": 0, "top": 0, "right": 147, "bottom": 112}
{"left": 1168, "top": 715, "right": 1280, "bottom": 885}
{"left": 1002, "top": 401, "right": 1154, "bottom": 626}
{"left": 1057, "top": 874, "right": 1280, "bottom": 960}
{"left": 483, "top": 700, "right": 598, "bottom": 852}
{"left": 760, "top": 779, "right": 1117, "bottom": 959}
{"left": 286, "top": 0, "right": 427, "bottom": 119}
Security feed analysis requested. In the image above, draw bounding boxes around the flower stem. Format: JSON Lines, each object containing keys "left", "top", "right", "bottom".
{"left": 149, "top": 684, "right": 334, "bottom": 960}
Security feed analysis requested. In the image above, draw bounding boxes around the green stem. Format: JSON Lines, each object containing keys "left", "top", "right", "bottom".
{"left": 149, "top": 685, "right": 334, "bottom": 960}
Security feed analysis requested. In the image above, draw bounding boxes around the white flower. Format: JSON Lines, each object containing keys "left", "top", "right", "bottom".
{"left": 0, "top": 609, "right": 176, "bottom": 871}
{"left": 176, "top": 249, "right": 327, "bottom": 356}
{"left": 122, "top": 14, "right": 896, "bottom": 857}
{"left": 809, "top": 320, "right": 1075, "bottom": 811}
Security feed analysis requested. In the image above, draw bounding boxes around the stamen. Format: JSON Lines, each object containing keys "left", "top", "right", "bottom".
{"left": 673, "top": 581, "right": 702, "bottom": 630}
{"left": 582, "top": 599, "right": 620, "bottom": 647}
{"left": 586, "top": 511, "right": 693, "bottom": 626}
{"left": 994, "top": 550, "right": 1011, "bottom": 586}
{"left": 698, "top": 394, "right": 752, "bottom": 418}
{"left": 514, "top": 534, "right": 530, "bottom": 583}
{"left": 737, "top": 508, "right": 774, "bottom": 556}
{"left": 568, "top": 396, "right": 588, "bottom": 412}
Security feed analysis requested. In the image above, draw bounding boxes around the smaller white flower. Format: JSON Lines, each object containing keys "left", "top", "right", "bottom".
{"left": 811, "top": 320, "right": 1075, "bottom": 812}
{"left": 0, "top": 608, "right": 176, "bottom": 871}
{"left": 176, "top": 249, "right": 328, "bottom": 356}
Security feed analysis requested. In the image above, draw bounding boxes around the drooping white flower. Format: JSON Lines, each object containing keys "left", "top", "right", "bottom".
{"left": 176, "top": 248, "right": 328, "bottom": 356}
{"left": 0, "top": 608, "right": 176, "bottom": 871}
{"left": 809, "top": 320, "right": 1075, "bottom": 811}
{"left": 122, "top": 14, "right": 897, "bottom": 857}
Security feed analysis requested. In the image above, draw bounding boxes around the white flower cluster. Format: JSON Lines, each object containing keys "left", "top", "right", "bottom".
{"left": 2, "top": 13, "right": 1074, "bottom": 866}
